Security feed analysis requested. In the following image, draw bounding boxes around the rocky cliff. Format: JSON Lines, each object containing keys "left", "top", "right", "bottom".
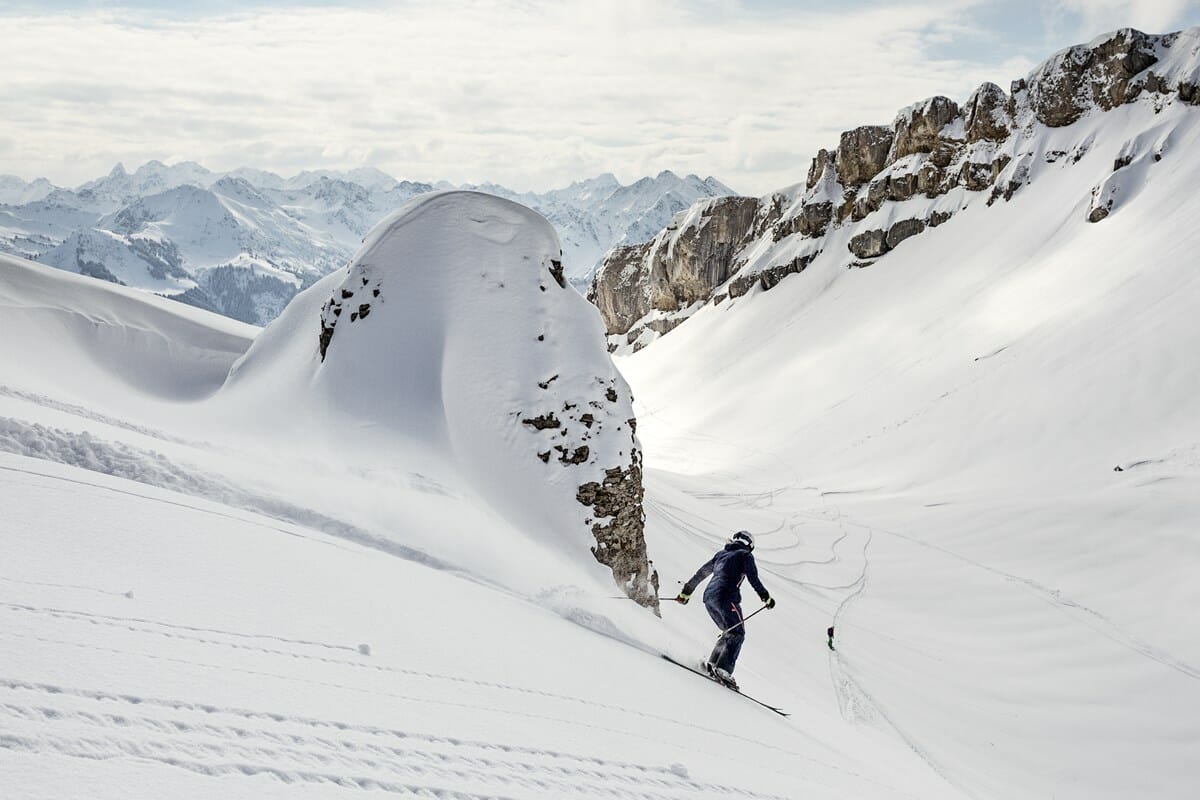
{"left": 591, "top": 28, "right": 1200, "bottom": 351}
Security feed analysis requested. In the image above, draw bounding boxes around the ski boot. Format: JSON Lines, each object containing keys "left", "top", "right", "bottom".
{"left": 704, "top": 661, "right": 739, "bottom": 691}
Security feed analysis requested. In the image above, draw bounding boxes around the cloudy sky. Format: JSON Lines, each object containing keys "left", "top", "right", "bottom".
{"left": 2, "top": 0, "right": 1199, "bottom": 195}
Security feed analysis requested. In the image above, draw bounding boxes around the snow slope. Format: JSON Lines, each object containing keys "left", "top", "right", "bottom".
{"left": 0, "top": 454, "right": 960, "bottom": 800}
{"left": 619, "top": 87, "right": 1200, "bottom": 800}
{"left": 6, "top": 86, "right": 1197, "bottom": 795}
{"left": 0, "top": 198, "right": 971, "bottom": 799}
{"left": 218, "top": 191, "right": 656, "bottom": 602}
{"left": 0, "top": 252, "right": 255, "bottom": 403}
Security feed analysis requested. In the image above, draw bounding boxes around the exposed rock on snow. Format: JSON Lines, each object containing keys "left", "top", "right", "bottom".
{"left": 885, "top": 218, "right": 926, "bottom": 249}
{"left": 964, "top": 82, "right": 1013, "bottom": 143}
{"left": 891, "top": 96, "right": 959, "bottom": 160}
{"left": 590, "top": 26, "right": 1200, "bottom": 350}
{"left": 1028, "top": 29, "right": 1159, "bottom": 127}
{"left": 836, "top": 126, "right": 896, "bottom": 188}
{"left": 588, "top": 196, "right": 758, "bottom": 342}
{"left": 577, "top": 444, "right": 660, "bottom": 606}
{"left": 226, "top": 191, "right": 660, "bottom": 609}
{"left": 849, "top": 228, "right": 889, "bottom": 259}
{"left": 806, "top": 149, "right": 836, "bottom": 190}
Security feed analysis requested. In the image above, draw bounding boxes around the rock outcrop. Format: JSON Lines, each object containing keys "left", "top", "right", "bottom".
{"left": 229, "top": 191, "right": 661, "bottom": 611}
{"left": 885, "top": 218, "right": 926, "bottom": 249}
{"left": 848, "top": 228, "right": 888, "bottom": 259}
{"left": 589, "top": 27, "right": 1200, "bottom": 351}
{"left": 1027, "top": 28, "right": 1160, "bottom": 127}
{"left": 589, "top": 196, "right": 760, "bottom": 341}
{"left": 891, "top": 97, "right": 959, "bottom": 160}
{"left": 837, "top": 126, "right": 896, "bottom": 188}
{"left": 965, "top": 82, "right": 1012, "bottom": 142}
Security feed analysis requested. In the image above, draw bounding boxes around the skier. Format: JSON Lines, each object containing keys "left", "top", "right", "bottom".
{"left": 674, "top": 530, "right": 775, "bottom": 690}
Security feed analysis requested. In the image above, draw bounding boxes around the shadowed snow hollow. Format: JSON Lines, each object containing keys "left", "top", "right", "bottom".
{"left": 0, "top": 252, "right": 255, "bottom": 402}
{"left": 223, "top": 191, "right": 659, "bottom": 608}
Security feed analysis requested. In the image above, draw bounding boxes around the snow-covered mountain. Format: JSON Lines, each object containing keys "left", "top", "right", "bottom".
{"left": 0, "top": 163, "right": 733, "bottom": 324}
{"left": 4, "top": 25, "right": 1199, "bottom": 800}
{"left": 592, "top": 27, "right": 1200, "bottom": 352}
{"left": 472, "top": 172, "right": 735, "bottom": 285}
{"left": 0, "top": 198, "right": 966, "bottom": 800}
{"left": 220, "top": 191, "right": 660, "bottom": 609}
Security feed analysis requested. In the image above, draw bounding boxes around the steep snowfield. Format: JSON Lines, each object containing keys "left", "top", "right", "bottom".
{"left": 4, "top": 93, "right": 1198, "bottom": 795}
{"left": 1, "top": 200, "right": 965, "bottom": 799}
{"left": 0, "top": 456, "right": 959, "bottom": 800}
{"left": 619, "top": 96, "right": 1200, "bottom": 798}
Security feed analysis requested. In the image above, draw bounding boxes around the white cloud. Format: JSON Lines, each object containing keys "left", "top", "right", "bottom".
{"left": 0, "top": 0, "right": 1094, "bottom": 195}
{"left": 1050, "top": 0, "right": 1199, "bottom": 39}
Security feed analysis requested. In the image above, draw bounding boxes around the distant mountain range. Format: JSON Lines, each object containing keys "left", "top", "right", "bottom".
{"left": 0, "top": 162, "right": 733, "bottom": 324}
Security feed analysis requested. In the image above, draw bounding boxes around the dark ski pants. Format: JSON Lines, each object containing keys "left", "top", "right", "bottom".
{"left": 703, "top": 594, "right": 745, "bottom": 674}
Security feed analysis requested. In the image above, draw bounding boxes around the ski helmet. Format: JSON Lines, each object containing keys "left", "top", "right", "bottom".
{"left": 731, "top": 530, "right": 754, "bottom": 550}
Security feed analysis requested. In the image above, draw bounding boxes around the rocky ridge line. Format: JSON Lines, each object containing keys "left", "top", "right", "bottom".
{"left": 590, "top": 28, "right": 1200, "bottom": 351}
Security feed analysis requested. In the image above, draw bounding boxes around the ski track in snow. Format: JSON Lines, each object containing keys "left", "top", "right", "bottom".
{"left": 669, "top": 443, "right": 1198, "bottom": 798}
{"left": 0, "top": 384, "right": 216, "bottom": 449}
{"left": 0, "top": 678, "right": 797, "bottom": 800}
{"left": 0, "top": 422, "right": 458, "bottom": 573}
{"left": 0, "top": 601, "right": 362, "bottom": 654}
{"left": 0, "top": 624, "right": 833, "bottom": 780}
{"left": 817, "top": 516, "right": 980, "bottom": 800}
{"left": 0, "top": 584, "right": 866, "bottom": 790}
{"left": 648, "top": 416, "right": 1200, "bottom": 682}
{"left": 0, "top": 574, "right": 133, "bottom": 599}
{"left": 0, "top": 447, "right": 905, "bottom": 795}
{"left": 671, "top": 465, "right": 979, "bottom": 798}
{"left": 680, "top": 450, "right": 1199, "bottom": 795}
{"left": 640, "top": 418, "right": 1166, "bottom": 799}
{"left": 835, "top": 515, "right": 1200, "bottom": 683}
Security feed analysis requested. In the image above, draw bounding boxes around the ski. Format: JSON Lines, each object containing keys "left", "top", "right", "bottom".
{"left": 660, "top": 655, "right": 789, "bottom": 716}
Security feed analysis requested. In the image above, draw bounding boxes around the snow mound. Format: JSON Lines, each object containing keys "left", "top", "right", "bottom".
{"left": 0, "top": 252, "right": 255, "bottom": 403}
{"left": 223, "top": 191, "right": 658, "bottom": 606}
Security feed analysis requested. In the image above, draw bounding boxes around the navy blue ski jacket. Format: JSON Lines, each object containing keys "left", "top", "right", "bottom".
{"left": 682, "top": 541, "right": 769, "bottom": 604}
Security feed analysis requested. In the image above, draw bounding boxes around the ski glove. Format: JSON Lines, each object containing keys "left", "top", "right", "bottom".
{"left": 675, "top": 592, "right": 691, "bottom": 605}
{"left": 763, "top": 596, "right": 776, "bottom": 609}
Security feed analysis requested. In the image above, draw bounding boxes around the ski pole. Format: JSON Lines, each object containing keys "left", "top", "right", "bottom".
{"left": 721, "top": 603, "right": 768, "bottom": 635}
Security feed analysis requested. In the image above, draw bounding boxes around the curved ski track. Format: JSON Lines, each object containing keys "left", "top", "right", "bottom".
{"left": 0, "top": 678, "right": 774, "bottom": 800}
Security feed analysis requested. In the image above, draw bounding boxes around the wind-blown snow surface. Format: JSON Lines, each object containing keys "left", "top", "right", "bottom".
{"left": 619, "top": 99, "right": 1200, "bottom": 797}
{"left": 1, "top": 209, "right": 963, "bottom": 798}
